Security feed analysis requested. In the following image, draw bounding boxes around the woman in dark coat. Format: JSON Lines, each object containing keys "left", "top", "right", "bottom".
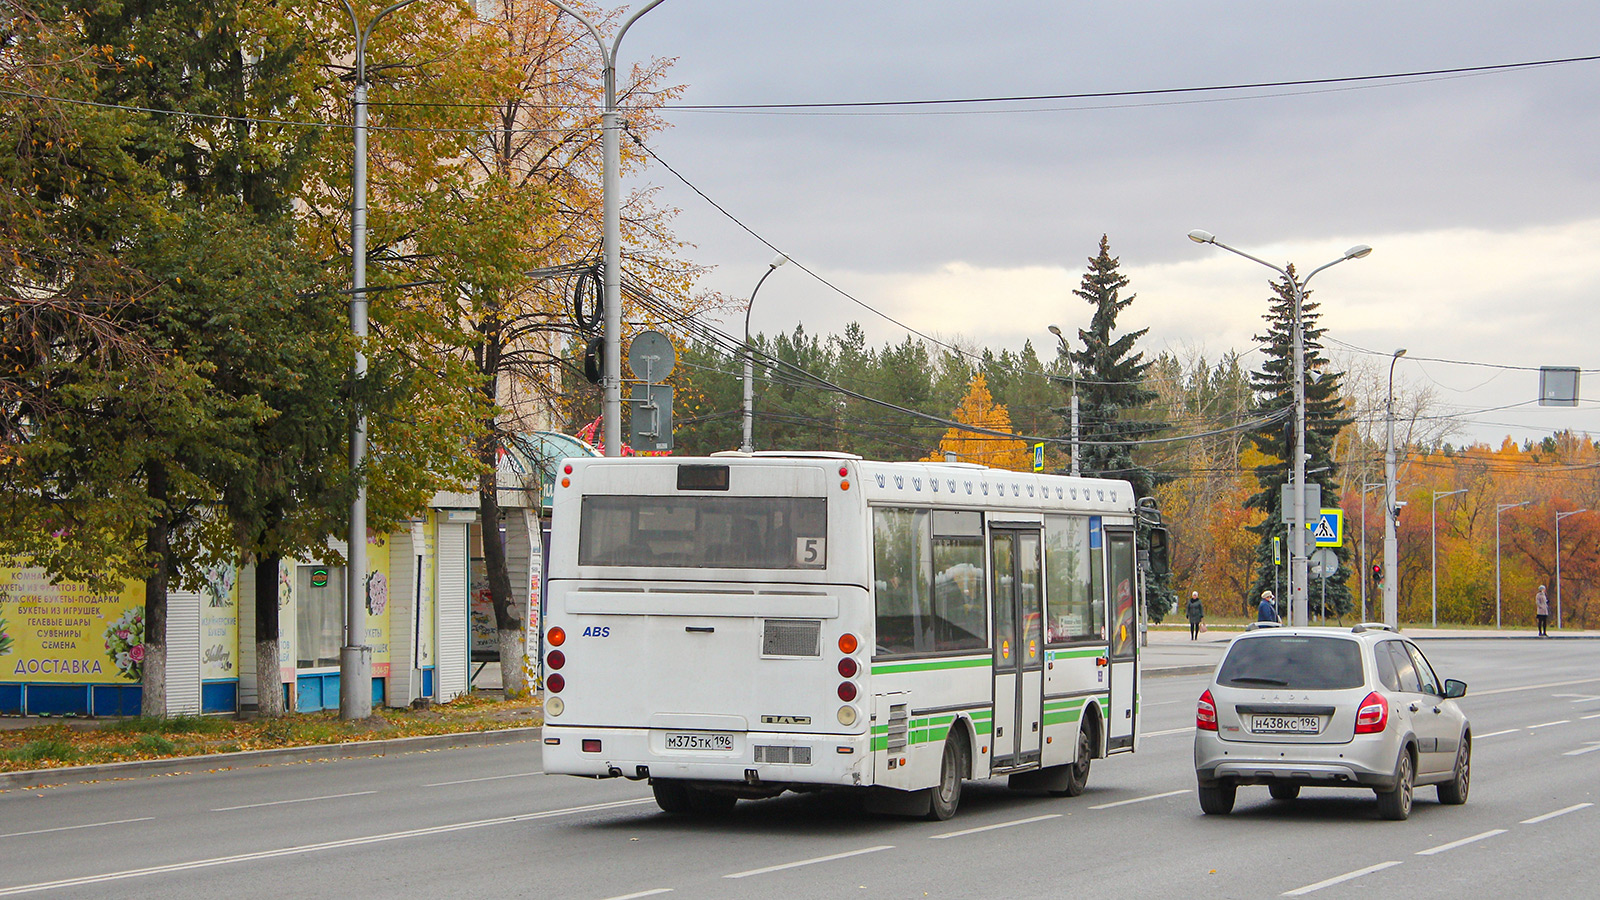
{"left": 1186, "top": 591, "right": 1204, "bottom": 640}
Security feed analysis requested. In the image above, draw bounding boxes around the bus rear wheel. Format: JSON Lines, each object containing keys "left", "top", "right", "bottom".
{"left": 925, "top": 737, "right": 966, "bottom": 821}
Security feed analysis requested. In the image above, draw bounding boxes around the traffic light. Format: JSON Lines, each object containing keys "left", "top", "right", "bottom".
{"left": 1371, "top": 563, "right": 1382, "bottom": 584}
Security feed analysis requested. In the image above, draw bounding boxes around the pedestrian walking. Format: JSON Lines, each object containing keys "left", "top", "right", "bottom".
{"left": 1535, "top": 584, "right": 1550, "bottom": 637}
{"left": 1257, "top": 590, "right": 1280, "bottom": 623}
{"left": 1186, "top": 591, "right": 1205, "bottom": 640}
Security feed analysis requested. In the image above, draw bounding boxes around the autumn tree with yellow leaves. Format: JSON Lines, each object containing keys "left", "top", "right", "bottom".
{"left": 923, "top": 374, "right": 1032, "bottom": 471}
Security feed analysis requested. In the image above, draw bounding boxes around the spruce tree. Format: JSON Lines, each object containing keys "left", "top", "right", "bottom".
{"left": 1064, "top": 235, "right": 1175, "bottom": 621}
{"left": 1245, "top": 269, "right": 1356, "bottom": 618}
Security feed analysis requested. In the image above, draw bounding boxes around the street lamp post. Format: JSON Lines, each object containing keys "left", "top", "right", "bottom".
{"left": 547, "top": 0, "right": 666, "bottom": 457}
{"left": 1383, "top": 348, "right": 1407, "bottom": 628}
{"left": 1047, "top": 324, "right": 1080, "bottom": 476}
{"left": 1431, "top": 489, "right": 1467, "bottom": 628}
{"left": 741, "top": 254, "right": 788, "bottom": 453}
{"left": 1188, "top": 230, "right": 1371, "bottom": 627}
{"left": 337, "top": 0, "right": 423, "bottom": 721}
{"left": 1556, "top": 508, "right": 1588, "bottom": 631}
{"left": 1495, "top": 500, "right": 1530, "bottom": 629}
{"left": 1360, "top": 482, "right": 1383, "bottom": 621}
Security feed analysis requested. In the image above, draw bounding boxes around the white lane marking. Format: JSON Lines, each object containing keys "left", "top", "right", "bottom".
{"left": 1143, "top": 726, "right": 1196, "bottom": 737}
{"left": 1282, "top": 861, "right": 1403, "bottom": 896}
{"left": 1521, "top": 802, "right": 1593, "bottom": 824}
{"left": 1472, "top": 677, "right": 1600, "bottom": 697}
{"left": 425, "top": 771, "right": 543, "bottom": 787}
{"left": 723, "top": 845, "right": 894, "bottom": 879}
{"left": 0, "top": 798, "right": 653, "bottom": 896}
{"left": 0, "top": 818, "right": 154, "bottom": 839}
{"left": 929, "top": 814, "right": 1060, "bottom": 839}
{"left": 1553, "top": 693, "right": 1600, "bottom": 703}
{"left": 1582, "top": 713, "right": 1600, "bottom": 720}
{"left": 212, "top": 790, "right": 376, "bottom": 811}
{"left": 1562, "top": 743, "right": 1600, "bottom": 757}
{"left": 1415, "top": 829, "right": 1506, "bottom": 855}
{"left": 1089, "top": 789, "right": 1188, "bottom": 810}
{"left": 1527, "top": 720, "right": 1570, "bottom": 730}
{"left": 1476, "top": 729, "right": 1518, "bottom": 739}
{"left": 600, "top": 890, "right": 672, "bottom": 900}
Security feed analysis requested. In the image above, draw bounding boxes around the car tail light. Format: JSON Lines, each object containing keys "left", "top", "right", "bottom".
{"left": 547, "top": 673, "right": 565, "bottom": 693}
{"left": 838, "top": 681, "right": 858, "bottom": 702}
{"left": 1355, "top": 691, "right": 1388, "bottom": 733}
{"left": 547, "top": 626, "right": 566, "bottom": 647}
{"left": 1196, "top": 689, "right": 1218, "bottom": 731}
{"left": 838, "top": 657, "right": 859, "bottom": 678}
{"left": 546, "top": 650, "right": 565, "bottom": 670}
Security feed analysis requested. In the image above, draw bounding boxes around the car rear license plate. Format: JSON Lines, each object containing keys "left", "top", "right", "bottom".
{"left": 1250, "top": 715, "right": 1320, "bottom": 735}
{"left": 664, "top": 732, "right": 734, "bottom": 751}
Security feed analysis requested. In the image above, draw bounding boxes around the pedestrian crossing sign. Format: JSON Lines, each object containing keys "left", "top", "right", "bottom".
{"left": 1313, "top": 508, "right": 1343, "bottom": 547}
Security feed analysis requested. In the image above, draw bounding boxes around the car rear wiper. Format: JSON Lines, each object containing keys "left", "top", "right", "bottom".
{"left": 1227, "top": 676, "right": 1290, "bottom": 686}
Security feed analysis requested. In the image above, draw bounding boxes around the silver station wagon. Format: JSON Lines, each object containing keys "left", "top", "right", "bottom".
{"left": 1193, "top": 624, "right": 1470, "bottom": 820}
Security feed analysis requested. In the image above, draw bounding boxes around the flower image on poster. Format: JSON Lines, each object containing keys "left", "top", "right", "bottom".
{"left": 103, "top": 607, "right": 145, "bottom": 680}
{"left": 0, "top": 613, "right": 13, "bottom": 656}
{"left": 366, "top": 570, "right": 388, "bottom": 616}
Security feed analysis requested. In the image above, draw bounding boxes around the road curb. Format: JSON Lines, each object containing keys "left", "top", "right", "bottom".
{"left": 1146, "top": 665, "right": 1215, "bottom": 678}
{"left": 0, "top": 726, "right": 542, "bottom": 791}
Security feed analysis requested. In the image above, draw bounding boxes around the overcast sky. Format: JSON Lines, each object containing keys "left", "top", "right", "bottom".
{"left": 607, "top": 1, "right": 1600, "bottom": 446}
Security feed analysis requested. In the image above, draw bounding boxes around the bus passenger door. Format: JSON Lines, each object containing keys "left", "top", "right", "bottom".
{"left": 1105, "top": 527, "right": 1137, "bottom": 752}
{"left": 991, "top": 528, "right": 1044, "bottom": 769}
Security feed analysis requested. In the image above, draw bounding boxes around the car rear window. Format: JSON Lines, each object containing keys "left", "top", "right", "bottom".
{"left": 1217, "top": 636, "right": 1365, "bottom": 690}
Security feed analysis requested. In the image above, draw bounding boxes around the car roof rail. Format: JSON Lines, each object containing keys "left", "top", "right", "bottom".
{"left": 1351, "top": 622, "right": 1395, "bottom": 633}
{"left": 1244, "top": 621, "right": 1283, "bottom": 631}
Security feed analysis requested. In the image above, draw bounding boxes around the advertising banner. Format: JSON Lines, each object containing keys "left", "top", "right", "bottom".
{"left": 0, "top": 563, "right": 144, "bottom": 684}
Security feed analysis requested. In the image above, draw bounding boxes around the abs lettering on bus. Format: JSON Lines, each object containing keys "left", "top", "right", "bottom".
{"left": 582, "top": 626, "right": 610, "bottom": 638}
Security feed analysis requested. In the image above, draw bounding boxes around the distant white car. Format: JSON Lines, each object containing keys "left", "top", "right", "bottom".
{"left": 1193, "top": 624, "right": 1470, "bottom": 820}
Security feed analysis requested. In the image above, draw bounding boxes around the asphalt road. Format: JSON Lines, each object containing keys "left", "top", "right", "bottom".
{"left": 1, "top": 640, "right": 1596, "bottom": 899}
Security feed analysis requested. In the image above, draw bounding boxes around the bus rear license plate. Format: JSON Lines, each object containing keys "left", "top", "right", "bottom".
{"left": 1250, "top": 715, "right": 1320, "bottom": 735}
{"left": 665, "top": 732, "right": 734, "bottom": 751}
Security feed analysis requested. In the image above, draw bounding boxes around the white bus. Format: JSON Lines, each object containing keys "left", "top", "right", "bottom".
{"left": 540, "top": 452, "right": 1166, "bottom": 819}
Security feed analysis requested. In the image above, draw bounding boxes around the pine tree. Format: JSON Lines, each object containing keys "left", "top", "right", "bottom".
{"left": 1246, "top": 269, "right": 1356, "bottom": 618}
{"left": 1064, "top": 235, "right": 1175, "bottom": 621}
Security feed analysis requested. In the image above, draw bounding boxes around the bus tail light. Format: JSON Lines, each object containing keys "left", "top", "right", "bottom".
{"left": 582, "top": 739, "right": 602, "bottom": 753}
{"left": 546, "top": 696, "right": 564, "bottom": 717}
{"left": 547, "top": 626, "right": 566, "bottom": 647}
{"left": 1196, "top": 689, "right": 1218, "bottom": 731}
{"left": 1355, "top": 691, "right": 1388, "bottom": 733}
{"left": 547, "top": 650, "right": 565, "bottom": 670}
{"left": 837, "top": 705, "right": 857, "bottom": 726}
{"left": 838, "top": 633, "right": 858, "bottom": 654}
{"left": 838, "top": 657, "right": 859, "bottom": 678}
{"left": 547, "top": 673, "right": 566, "bottom": 693}
{"left": 838, "top": 681, "right": 857, "bottom": 702}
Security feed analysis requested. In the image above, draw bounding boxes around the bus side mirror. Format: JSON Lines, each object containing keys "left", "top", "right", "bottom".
{"left": 1146, "top": 526, "right": 1170, "bottom": 576}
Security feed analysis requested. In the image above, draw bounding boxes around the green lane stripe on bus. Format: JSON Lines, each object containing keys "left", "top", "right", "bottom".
{"left": 1049, "top": 647, "right": 1109, "bottom": 659}
{"left": 871, "top": 656, "right": 992, "bottom": 675}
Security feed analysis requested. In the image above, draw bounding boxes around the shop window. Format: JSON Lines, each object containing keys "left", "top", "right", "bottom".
{"left": 296, "top": 565, "right": 345, "bottom": 669}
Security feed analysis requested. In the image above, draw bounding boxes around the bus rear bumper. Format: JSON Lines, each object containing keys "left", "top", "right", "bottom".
{"left": 543, "top": 725, "right": 871, "bottom": 787}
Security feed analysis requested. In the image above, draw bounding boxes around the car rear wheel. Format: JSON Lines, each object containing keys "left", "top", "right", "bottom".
{"left": 1376, "top": 750, "right": 1414, "bottom": 821}
{"left": 1437, "top": 736, "right": 1470, "bottom": 805}
{"left": 1269, "top": 783, "right": 1301, "bottom": 801}
{"left": 1198, "top": 781, "right": 1236, "bottom": 815}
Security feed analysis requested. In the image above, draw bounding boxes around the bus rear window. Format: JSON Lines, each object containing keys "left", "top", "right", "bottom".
{"left": 578, "top": 495, "right": 827, "bottom": 569}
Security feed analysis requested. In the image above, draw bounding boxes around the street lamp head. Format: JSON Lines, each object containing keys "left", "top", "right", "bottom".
{"left": 1344, "top": 244, "right": 1373, "bottom": 260}
{"left": 1187, "top": 229, "right": 1216, "bottom": 244}
{"left": 1047, "top": 324, "right": 1063, "bottom": 337}
{"left": 1393, "top": 348, "right": 1407, "bottom": 359}
{"left": 768, "top": 254, "right": 789, "bottom": 270}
